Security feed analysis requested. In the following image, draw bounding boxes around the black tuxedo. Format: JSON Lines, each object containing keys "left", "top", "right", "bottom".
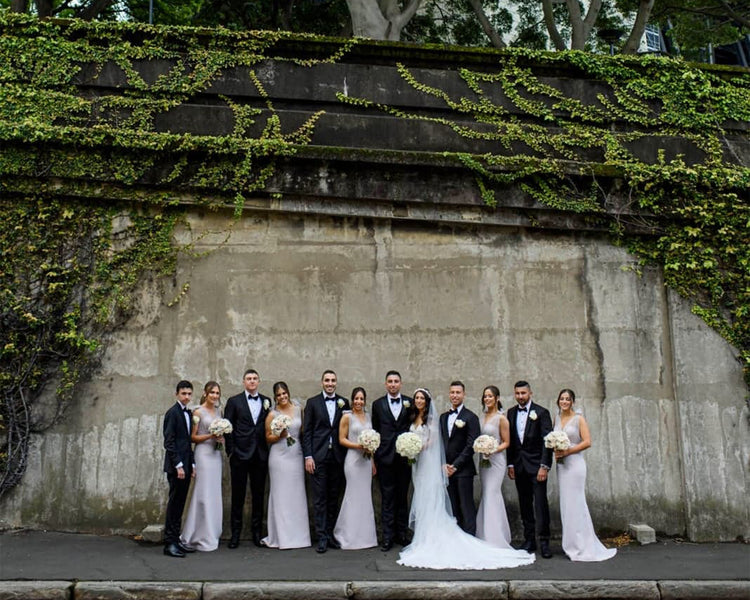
{"left": 371, "top": 394, "right": 413, "bottom": 543}
{"left": 440, "top": 405, "right": 480, "bottom": 535}
{"left": 224, "top": 391, "right": 271, "bottom": 540}
{"left": 506, "top": 401, "right": 553, "bottom": 543}
{"left": 302, "top": 392, "right": 349, "bottom": 541}
{"left": 162, "top": 401, "right": 194, "bottom": 545}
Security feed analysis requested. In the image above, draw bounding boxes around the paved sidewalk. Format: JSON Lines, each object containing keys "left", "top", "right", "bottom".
{"left": 0, "top": 530, "right": 748, "bottom": 599}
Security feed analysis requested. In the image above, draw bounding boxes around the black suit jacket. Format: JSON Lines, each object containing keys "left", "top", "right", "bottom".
{"left": 163, "top": 401, "right": 194, "bottom": 474}
{"left": 302, "top": 392, "right": 350, "bottom": 464}
{"left": 224, "top": 391, "right": 270, "bottom": 462}
{"left": 506, "top": 402, "right": 553, "bottom": 474}
{"left": 440, "top": 406, "right": 480, "bottom": 477}
{"left": 371, "top": 395, "right": 413, "bottom": 465}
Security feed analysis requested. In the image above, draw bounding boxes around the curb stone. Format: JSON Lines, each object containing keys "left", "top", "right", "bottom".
{"left": 658, "top": 580, "right": 750, "bottom": 599}
{"left": 0, "top": 582, "right": 72, "bottom": 600}
{"left": 204, "top": 582, "right": 349, "bottom": 600}
{"left": 508, "top": 580, "right": 660, "bottom": 599}
{"left": 74, "top": 583, "right": 202, "bottom": 600}
{"left": 350, "top": 581, "right": 508, "bottom": 599}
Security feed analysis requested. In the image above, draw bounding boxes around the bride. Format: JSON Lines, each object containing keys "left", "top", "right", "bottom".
{"left": 397, "top": 388, "right": 535, "bottom": 570}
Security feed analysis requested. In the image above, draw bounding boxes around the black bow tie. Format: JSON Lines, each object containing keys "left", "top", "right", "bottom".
{"left": 325, "top": 397, "right": 336, "bottom": 402}
{"left": 182, "top": 407, "right": 190, "bottom": 413}
{"left": 449, "top": 408, "right": 458, "bottom": 414}
{"left": 248, "top": 395, "right": 259, "bottom": 401}
{"left": 390, "top": 397, "right": 400, "bottom": 404}
{"left": 518, "top": 407, "right": 528, "bottom": 412}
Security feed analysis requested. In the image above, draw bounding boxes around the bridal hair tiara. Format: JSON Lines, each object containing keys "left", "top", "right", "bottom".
{"left": 413, "top": 387, "right": 432, "bottom": 401}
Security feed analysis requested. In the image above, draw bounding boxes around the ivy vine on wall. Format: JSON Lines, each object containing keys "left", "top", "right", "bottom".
{"left": 0, "top": 12, "right": 748, "bottom": 497}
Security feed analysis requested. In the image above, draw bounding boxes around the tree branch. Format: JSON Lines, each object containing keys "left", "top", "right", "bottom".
{"left": 622, "top": 0, "right": 656, "bottom": 54}
{"left": 542, "top": 0, "right": 567, "bottom": 50}
{"left": 467, "top": 0, "right": 506, "bottom": 48}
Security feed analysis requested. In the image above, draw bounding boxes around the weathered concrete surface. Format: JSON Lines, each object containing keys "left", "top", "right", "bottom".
{"left": 204, "top": 583, "right": 349, "bottom": 600}
{"left": 0, "top": 212, "right": 747, "bottom": 541}
{"left": 74, "top": 584, "right": 201, "bottom": 600}
{"left": 349, "top": 581, "right": 508, "bottom": 599}
{"left": 658, "top": 581, "right": 750, "bottom": 599}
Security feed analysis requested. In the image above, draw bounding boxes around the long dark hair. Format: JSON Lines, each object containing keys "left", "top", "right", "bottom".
{"left": 556, "top": 388, "right": 576, "bottom": 408}
{"left": 272, "top": 381, "right": 290, "bottom": 404}
{"left": 411, "top": 388, "right": 432, "bottom": 421}
{"left": 350, "top": 387, "right": 367, "bottom": 406}
{"left": 482, "top": 385, "right": 502, "bottom": 412}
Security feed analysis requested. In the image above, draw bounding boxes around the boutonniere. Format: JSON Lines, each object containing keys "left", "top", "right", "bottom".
{"left": 403, "top": 400, "right": 411, "bottom": 408}
{"left": 263, "top": 399, "right": 270, "bottom": 411}
{"left": 529, "top": 410, "right": 538, "bottom": 421}
{"left": 192, "top": 415, "right": 200, "bottom": 424}
{"left": 337, "top": 399, "right": 345, "bottom": 409}
{"left": 455, "top": 419, "right": 465, "bottom": 429}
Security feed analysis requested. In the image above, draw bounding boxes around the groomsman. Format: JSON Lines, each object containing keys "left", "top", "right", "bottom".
{"left": 440, "top": 380, "right": 480, "bottom": 535}
{"left": 224, "top": 369, "right": 271, "bottom": 548}
{"left": 162, "top": 380, "right": 197, "bottom": 557}
{"left": 506, "top": 380, "right": 553, "bottom": 558}
{"left": 302, "top": 370, "right": 350, "bottom": 553}
{"left": 371, "top": 370, "right": 413, "bottom": 551}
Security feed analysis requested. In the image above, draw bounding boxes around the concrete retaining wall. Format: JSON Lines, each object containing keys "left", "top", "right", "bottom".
{"left": 0, "top": 210, "right": 747, "bottom": 541}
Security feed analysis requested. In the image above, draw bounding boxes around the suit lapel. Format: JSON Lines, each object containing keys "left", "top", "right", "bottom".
{"left": 522, "top": 402, "right": 534, "bottom": 444}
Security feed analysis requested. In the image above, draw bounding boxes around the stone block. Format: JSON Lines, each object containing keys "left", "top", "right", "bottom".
{"left": 350, "top": 581, "right": 508, "bottom": 599}
{"left": 508, "top": 581, "right": 659, "bottom": 600}
{"left": 628, "top": 523, "right": 656, "bottom": 545}
{"left": 74, "top": 583, "right": 201, "bottom": 600}
{"left": 140, "top": 524, "right": 163, "bottom": 543}
{"left": 204, "top": 583, "right": 349, "bottom": 600}
{"left": 659, "top": 581, "right": 750, "bottom": 600}
{"left": 0, "top": 582, "right": 72, "bottom": 600}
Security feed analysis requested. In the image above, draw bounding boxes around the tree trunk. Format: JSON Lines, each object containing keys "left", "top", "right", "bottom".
{"left": 10, "top": 0, "right": 28, "bottom": 12}
{"left": 542, "top": 0, "right": 567, "bottom": 50}
{"left": 77, "top": 0, "right": 117, "bottom": 20}
{"left": 467, "top": 0, "right": 506, "bottom": 49}
{"left": 622, "top": 0, "right": 655, "bottom": 54}
{"left": 35, "top": 0, "right": 54, "bottom": 17}
{"left": 346, "top": 0, "right": 421, "bottom": 41}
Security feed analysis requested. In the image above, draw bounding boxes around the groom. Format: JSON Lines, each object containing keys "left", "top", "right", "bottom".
{"left": 224, "top": 369, "right": 271, "bottom": 548}
{"left": 506, "top": 380, "right": 553, "bottom": 558}
{"left": 371, "top": 370, "right": 413, "bottom": 551}
{"left": 440, "top": 380, "right": 480, "bottom": 535}
{"left": 302, "top": 369, "right": 350, "bottom": 553}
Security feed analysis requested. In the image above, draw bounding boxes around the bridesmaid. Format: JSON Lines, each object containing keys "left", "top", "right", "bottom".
{"left": 262, "top": 381, "right": 311, "bottom": 549}
{"left": 475, "top": 385, "right": 513, "bottom": 549}
{"left": 333, "top": 387, "right": 378, "bottom": 549}
{"left": 180, "top": 381, "right": 224, "bottom": 551}
{"left": 554, "top": 389, "right": 616, "bottom": 562}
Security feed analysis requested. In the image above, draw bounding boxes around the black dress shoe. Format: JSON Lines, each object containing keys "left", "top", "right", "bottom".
{"left": 316, "top": 538, "right": 328, "bottom": 553}
{"left": 520, "top": 540, "right": 536, "bottom": 553}
{"left": 252, "top": 533, "right": 263, "bottom": 548}
{"left": 540, "top": 541, "right": 552, "bottom": 558}
{"left": 228, "top": 537, "right": 239, "bottom": 549}
{"left": 396, "top": 532, "right": 413, "bottom": 545}
{"left": 327, "top": 537, "right": 341, "bottom": 549}
{"left": 163, "top": 543, "right": 185, "bottom": 558}
{"left": 177, "top": 542, "right": 196, "bottom": 553}
{"left": 380, "top": 539, "right": 393, "bottom": 552}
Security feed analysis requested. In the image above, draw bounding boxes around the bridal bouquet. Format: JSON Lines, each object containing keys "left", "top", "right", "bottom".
{"left": 358, "top": 428, "right": 381, "bottom": 459}
{"left": 544, "top": 430, "right": 571, "bottom": 464}
{"left": 395, "top": 431, "right": 423, "bottom": 465}
{"left": 270, "top": 414, "right": 296, "bottom": 446}
{"left": 473, "top": 434, "right": 499, "bottom": 468}
{"left": 208, "top": 418, "right": 233, "bottom": 451}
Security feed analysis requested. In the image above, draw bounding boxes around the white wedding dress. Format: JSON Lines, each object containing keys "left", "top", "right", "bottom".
{"left": 397, "top": 405, "right": 535, "bottom": 570}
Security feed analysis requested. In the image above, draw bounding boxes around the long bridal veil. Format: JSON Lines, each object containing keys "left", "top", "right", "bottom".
{"left": 397, "top": 394, "right": 535, "bottom": 570}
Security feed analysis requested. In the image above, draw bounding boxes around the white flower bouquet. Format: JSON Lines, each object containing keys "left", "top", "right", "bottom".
{"left": 473, "top": 434, "right": 499, "bottom": 468}
{"left": 270, "top": 413, "right": 296, "bottom": 446}
{"left": 208, "top": 418, "right": 233, "bottom": 451}
{"left": 544, "top": 430, "right": 571, "bottom": 464}
{"left": 395, "top": 431, "right": 423, "bottom": 465}
{"left": 357, "top": 428, "right": 381, "bottom": 459}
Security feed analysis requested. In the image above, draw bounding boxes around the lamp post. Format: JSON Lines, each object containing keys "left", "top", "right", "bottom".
{"left": 597, "top": 28, "right": 624, "bottom": 55}
{"left": 148, "top": 0, "right": 153, "bottom": 24}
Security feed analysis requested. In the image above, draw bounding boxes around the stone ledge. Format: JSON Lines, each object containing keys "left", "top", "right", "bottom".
{"left": 74, "top": 583, "right": 202, "bottom": 600}
{"left": 658, "top": 580, "right": 750, "bottom": 599}
{"left": 203, "top": 582, "right": 349, "bottom": 600}
{"left": 508, "top": 580, "right": 660, "bottom": 600}
{"left": 0, "top": 582, "right": 72, "bottom": 600}
{"left": 350, "top": 581, "right": 508, "bottom": 599}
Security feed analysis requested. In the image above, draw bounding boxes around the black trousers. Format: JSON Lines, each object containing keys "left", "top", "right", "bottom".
{"left": 447, "top": 475, "right": 476, "bottom": 535}
{"left": 229, "top": 455, "right": 268, "bottom": 538}
{"left": 376, "top": 456, "right": 412, "bottom": 542}
{"left": 310, "top": 450, "right": 344, "bottom": 540}
{"left": 514, "top": 469, "right": 550, "bottom": 541}
{"left": 164, "top": 470, "right": 191, "bottom": 545}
